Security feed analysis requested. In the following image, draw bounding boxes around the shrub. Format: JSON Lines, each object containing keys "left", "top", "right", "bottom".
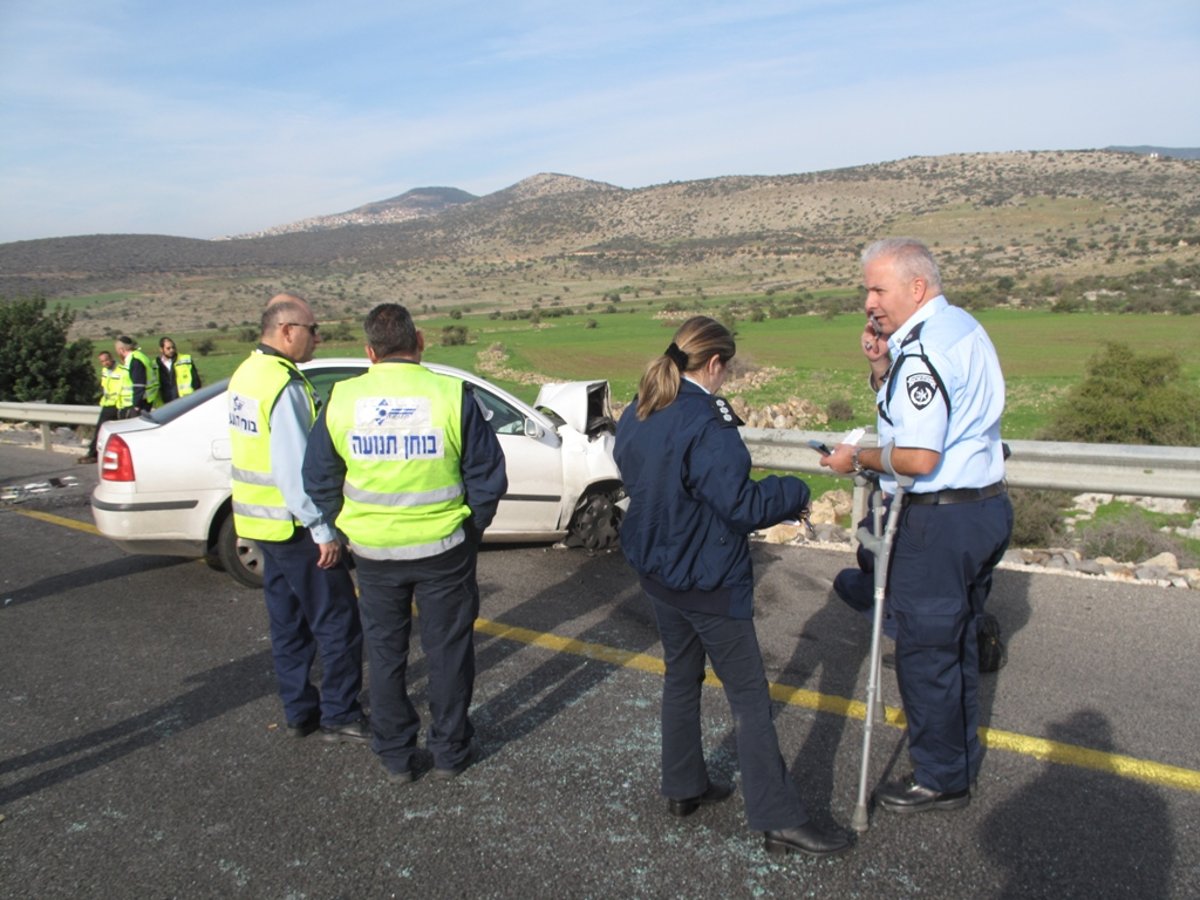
{"left": 195, "top": 338, "right": 216, "bottom": 356}
{"left": 826, "top": 398, "right": 853, "bottom": 422}
{"left": 441, "top": 325, "right": 469, "bottom": 346}
{"left": 1008, "top": 488, "right": 1072, "bottom": 548}
{"left": 1042, "top": 343, "right": 1200, "bottom": 445}
{"left": 0, "top": 296, "right": 95, "bottom": 404}
{"left": 1074, "top": 513, "right": 1195, "bottom": 566}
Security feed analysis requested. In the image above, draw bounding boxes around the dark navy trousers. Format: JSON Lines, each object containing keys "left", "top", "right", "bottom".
{"left": 353, "top": 541, "right": 480, "bottom": 775}
{"left": 885, "top": 494, "right": 1013, "bottom": 793}
{"left": 257, "top": 532, "right": 364, "bottom": 728}
{"left": 650, "top": 596, "right": 809, "bottom": 832}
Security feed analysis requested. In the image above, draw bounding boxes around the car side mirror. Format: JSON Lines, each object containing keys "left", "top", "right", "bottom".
{"left": 524, "top": 418, "right": 542, "bottom": 439}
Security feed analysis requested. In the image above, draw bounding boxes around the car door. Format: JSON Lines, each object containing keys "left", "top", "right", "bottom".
{"left": 470, "top": 384, "right": 565, "bottom": 535}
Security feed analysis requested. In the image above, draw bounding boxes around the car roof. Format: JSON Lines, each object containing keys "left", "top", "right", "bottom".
{"left": 303, "top": 357, "right": 553, "bottom": 428}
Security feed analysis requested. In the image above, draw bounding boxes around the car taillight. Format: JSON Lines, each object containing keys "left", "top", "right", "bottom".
{"left": 101, "top": 434, "right": 136, "bottom": 481}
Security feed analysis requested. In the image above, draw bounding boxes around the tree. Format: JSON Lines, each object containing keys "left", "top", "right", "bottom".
{"left": 0, "top": 297, "right": 95, "bottom": 404}
{"left": 1043, "top": 343, "right": 1200, "bottom": 445}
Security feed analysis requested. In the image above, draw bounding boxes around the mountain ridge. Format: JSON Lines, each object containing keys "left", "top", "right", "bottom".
{"left": 1, "top": 149, "right": 1197, "bottom": 336}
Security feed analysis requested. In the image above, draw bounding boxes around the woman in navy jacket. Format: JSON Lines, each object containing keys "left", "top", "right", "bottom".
{"left": 614, "top": 316, "right": 850, "bottom": 857}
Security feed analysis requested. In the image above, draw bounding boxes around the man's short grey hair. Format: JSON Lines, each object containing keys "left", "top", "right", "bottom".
{"left": 261, "top": 297, "right": 306, "bottom": 334}
{"left": 115, "top": 335, "right": 136, "bottom": 349}
{"left": 862, "top": 238, "right": 943, "bottom": 294}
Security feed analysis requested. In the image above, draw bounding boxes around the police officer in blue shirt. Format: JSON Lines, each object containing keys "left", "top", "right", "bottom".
{"left": 616, "top": 315, "right": 850, "bottom": 857}
{"left": 822, "top": 238, "right": 1013, "bottom": 814}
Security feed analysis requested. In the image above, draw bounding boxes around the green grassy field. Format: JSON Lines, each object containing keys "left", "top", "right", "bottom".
{"left": 125, "top": 303, "right": 1200, "bottom": 441}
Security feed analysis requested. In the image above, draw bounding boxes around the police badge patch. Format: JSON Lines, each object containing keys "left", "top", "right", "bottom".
{"left": 905, "top": 372, "right": 938, "bottom": 410}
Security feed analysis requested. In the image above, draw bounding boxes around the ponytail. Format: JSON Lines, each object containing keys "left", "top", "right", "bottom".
{"left": 635, "top": 316, "right": 735, "bottom": 419}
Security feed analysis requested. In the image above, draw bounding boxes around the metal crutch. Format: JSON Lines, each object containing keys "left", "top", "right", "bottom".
{"left": 850, "top": 455, "right": 912, "bottom": 833}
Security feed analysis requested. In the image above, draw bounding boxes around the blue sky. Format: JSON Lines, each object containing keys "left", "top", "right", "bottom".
{"left": 1, "top": 0, "right": 1197, "bottom": 243}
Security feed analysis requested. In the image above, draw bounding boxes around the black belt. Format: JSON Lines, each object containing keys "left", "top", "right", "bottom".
{"left": 904, "top": 481, "right": 1006, "bottom": 506}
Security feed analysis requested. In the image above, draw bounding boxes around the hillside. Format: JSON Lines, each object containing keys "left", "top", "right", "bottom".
{"left": 1, "top": 151, "right": 1197, "bottom": 336}
{"left": 227, "top": 186, "right": 479, "bottom": 238}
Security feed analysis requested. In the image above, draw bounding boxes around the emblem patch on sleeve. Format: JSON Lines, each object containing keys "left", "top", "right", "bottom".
{"left": 905, "top": 373, "right": 938, "bottom": 410}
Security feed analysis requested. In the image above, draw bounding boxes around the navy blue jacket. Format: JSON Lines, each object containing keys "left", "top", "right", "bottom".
{"left": 614, "top": 381, "right": 810, "bottom": 619}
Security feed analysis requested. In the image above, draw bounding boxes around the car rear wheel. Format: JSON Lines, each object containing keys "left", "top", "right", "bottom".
{"left": 217, "top": 514, "right": 264, "bottom": 589}
{"left": 566, "top": 491, "right": 622, "bottom": 552}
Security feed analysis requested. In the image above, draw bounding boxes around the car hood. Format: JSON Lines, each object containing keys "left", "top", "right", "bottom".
{"left": 534, "top": 381, "right": 615, "bottom": 438}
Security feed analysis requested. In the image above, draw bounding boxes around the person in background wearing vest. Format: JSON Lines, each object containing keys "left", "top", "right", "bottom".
{"left": 614, "top": 316, "right": 851, "bottom": 857}
{"left": 114, "top": 336, "right": 160, "bottom": 417}
{"left": 228, "top": 294, "right": 369, "bottom": 744}
{"left": 821, "top": 238, "right": 1013, "bottom": 815}
{"left": 156, "top": 336, "right": 201, "bottom": 405}
{"left": 302, "top": 303, "right": 507, "bottom": 785}
{"left": 79, "top": 350, "right": 121, "bottom": 464}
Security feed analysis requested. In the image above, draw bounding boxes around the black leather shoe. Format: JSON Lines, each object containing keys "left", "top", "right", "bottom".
{"left": 667, "top": 782, "right": 733, "bottom": 818}
{"left": 285, "top": 716, "right": 319, "bottom": 738}
{"left": 431, "top": 743, "right": 478, "bottom": 780}
{"left": 320, "top": 718, "right": 371, "bottom": 744}
{"left": 763, "top": 823, "right": 852, "bottom": 857}
{"left": 875, "top": 773, "right": 970, "bottom": 813}
{"left": 385, "top": 768, "right": 415, "bottom": 786}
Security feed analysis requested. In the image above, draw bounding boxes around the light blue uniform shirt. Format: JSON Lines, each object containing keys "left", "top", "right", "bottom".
{"left": 270, "top": 379, "right": 336, "bottom": 545}
{"left": 875, "top": 295, "right": 1006, "bottom": 494}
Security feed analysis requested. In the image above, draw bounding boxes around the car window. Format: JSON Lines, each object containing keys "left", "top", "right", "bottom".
{"left": 306, "top": 366, "right": 368, "bottom": 406}
{"left": 472, "top": 387, "right": 526, "bottom": 435}
{"left": 147, "top": 379, "right": 229, "bottom": 424}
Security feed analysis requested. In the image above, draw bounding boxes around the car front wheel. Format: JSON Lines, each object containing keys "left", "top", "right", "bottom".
{"left": 217, "top": 514, "right": 265, "bottom": 589}
{"left": 566, "top": 491, "right": 622, "bottom": 552}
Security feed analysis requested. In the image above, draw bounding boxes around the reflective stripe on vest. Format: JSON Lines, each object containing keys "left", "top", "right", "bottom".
{"left": 348, "top": 527, "right": 466, "bottom": 562}
{"left": 228, "top": 351, "right": 315, "bottom": 541}
{"left": 324, "top": 363, "right": 468, "bottom": 560}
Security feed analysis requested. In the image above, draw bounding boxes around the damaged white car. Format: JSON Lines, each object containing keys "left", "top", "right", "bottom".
{"left": 90, "top": 358, "right": 625, "bottom": 588}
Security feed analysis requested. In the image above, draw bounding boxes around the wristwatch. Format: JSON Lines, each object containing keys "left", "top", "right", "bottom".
{"left": 851, "top": 447, "right": 865, "bottom": 474}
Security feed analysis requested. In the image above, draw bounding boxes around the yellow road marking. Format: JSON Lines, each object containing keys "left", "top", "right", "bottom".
{"left": 477, "top": 617, "right": 1200, "bottom": 795}
{"left": 12, "top": 508, "right": 100, "bottom": 535}
{"left": 15, "top": 507, "right": 1200, "bottom": 795}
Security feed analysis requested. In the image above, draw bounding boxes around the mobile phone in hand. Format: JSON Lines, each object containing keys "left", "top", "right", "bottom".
{"left": 807, "top": 439, "right": 832, "bottom": 456}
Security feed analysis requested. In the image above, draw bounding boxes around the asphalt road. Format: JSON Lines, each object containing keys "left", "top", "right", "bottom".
{"left": 2, "top": 443, "right": 1198, "bottom": 898}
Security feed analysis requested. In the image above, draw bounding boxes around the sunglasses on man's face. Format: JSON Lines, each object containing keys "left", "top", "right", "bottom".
{"left": 283, "top": 322, "right": 319, "bottom": 335}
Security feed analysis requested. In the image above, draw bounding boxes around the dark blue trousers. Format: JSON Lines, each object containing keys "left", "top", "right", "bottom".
{"left": 258, "top": 533, "right": 364, "bottom": 728}
{"left": 353, "top": 541, "right": 480, "bottom": 775}
{"left": 650, "top": 596, "right": 809, "bottom": 832}
{"left": 887, "top": 495, "right": 1013, "bottom": 793}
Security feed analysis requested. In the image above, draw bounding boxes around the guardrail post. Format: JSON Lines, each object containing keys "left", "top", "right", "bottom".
{"left": 40, "top": 422, "right": 52, "bottom": 451}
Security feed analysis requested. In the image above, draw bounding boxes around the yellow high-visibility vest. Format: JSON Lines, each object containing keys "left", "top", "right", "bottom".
{"left": 99, "top": 366, "right": 122, "bottom": 407}
{"left": 175, "top": 354, "right": 197, "bottom": 397}
{"left": 324, "top": 363, "right": 467, "bottom": 561}
{"left": 228, "top": 351, "right": 316, "bottom": 542}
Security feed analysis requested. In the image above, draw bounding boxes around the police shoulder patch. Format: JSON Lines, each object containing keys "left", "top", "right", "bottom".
{"left": 905, "top": 372, "right": 938, "bottom": 410}
{"left": 709, "top": 395, "right": 744, "bottom": 427}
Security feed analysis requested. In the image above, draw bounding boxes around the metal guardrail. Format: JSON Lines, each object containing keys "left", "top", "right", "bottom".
{"left": 740, "top": 428, "right": 1200, "bottom": 510}
{"left": 3, "top": 403, "right": 1199, "bottom": 502}
{"left": 0, "top": 401, "right": 100, "bottom": 450}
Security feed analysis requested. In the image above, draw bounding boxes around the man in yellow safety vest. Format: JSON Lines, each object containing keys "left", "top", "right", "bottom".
{"left": 114, "top": 336, "right": 160, "bottom": 416}
{"left": 303, "top": 303, "right": 507, "bottom": 784}
{"left": 228, "top": 294, "right": 368, "bottom": 744}
{"left": 80, "top": 350, "right": 122, "bottom": 464}
{"left": 155, "top": 336, "right": 201, "bottom": 405}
